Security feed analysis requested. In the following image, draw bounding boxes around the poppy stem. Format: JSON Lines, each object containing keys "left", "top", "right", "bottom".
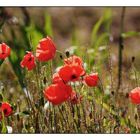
{"left": 76, "top": 104, "right": 81, "bottom": 132}
{"left": 81, "top": 100, "right": 88, "bottom": 131}
{"left": 131, "top": 62, "right": 139, "bottom": 87}
{"left": 117, "top": 7, "right": 126, "bottom": 91}
{"left": 35, "top": 62, "right": 41, "bottom": 97}
{"left": 1, "top": 111, "right": 7, "bottom": 133}
{"left": 107, "top": 44, "right": 114, "bottom": 90}
{"left": 58, "top": 106, "right": 70, "bottom": 131}
{"left": 53, "top": 107, "right": 57, "bottom": 133}
{"left": 70, "top": 104, "right": 80, "bottom": 133}
{"left": 49, "top": 60, "right": 53, "bottom": 82}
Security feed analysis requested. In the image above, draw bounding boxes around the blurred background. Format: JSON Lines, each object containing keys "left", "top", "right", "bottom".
{"left": 0, "top": 7, "right": 140, "bottom": 104}
{"left": 1, "top": 8, "right": 140, "bottom": 61}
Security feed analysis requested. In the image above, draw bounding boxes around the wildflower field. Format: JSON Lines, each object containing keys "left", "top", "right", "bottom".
{"left": 0, "top": 7, "right": 140, "bottom": 133}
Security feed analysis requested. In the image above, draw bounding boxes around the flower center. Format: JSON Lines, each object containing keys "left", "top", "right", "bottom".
{"left": 3, "top": 109, "right": 7, "bottom": 114}
{"left": 28, "top": 57, "right": 32, "bottom": 61}
{"left": 71, "top": 74, "right": 77, "bottom": 79}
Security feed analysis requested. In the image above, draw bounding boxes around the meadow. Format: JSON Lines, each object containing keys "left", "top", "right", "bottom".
{"left": 0, "top": 7, "right": 140, "bottom": 133}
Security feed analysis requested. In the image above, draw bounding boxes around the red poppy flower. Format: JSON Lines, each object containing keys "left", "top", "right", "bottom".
{"left": 58, "top": 65, "right": 85, "bottom": 83}
{"left": 20, "top": 51, "right": 36, "bottom": 71}
{"left": 0, "top": 43, "right": 11, "bottom": 59}
{"left": 129, "top": 87, "right": 140, "bottom": 104}
{"left": 52, "top": 72, "right": 63, "bottom": 84}
{"left": 69, "top": 91, "right": 83, "bottom": 105}
{"left": 36, "top": 36, "right": 56, "bottom": 62}
{"left": 64, "top": 55, "right": 83, "bottom": 66}
{"left": 84, "top": 73, "right": 99, "bottom": 87}
{"left": 0, "top": 102, "right": 13, "bottom": 121}
{"left": 44, "top": 82, "right": 72, "bottom": 105}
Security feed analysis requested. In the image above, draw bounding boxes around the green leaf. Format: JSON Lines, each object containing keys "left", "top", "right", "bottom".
{"left": 2, "top": 21, "right": 33, "bottom": 95}
{"left": 91, "top": 8, "right": 112, "bottom": 47}
{"left": 122, "top": 31, "right": 140, "bottom": 38}
{"left": 91, "top": 16, "right": 103, "bottom": 46}
{"left": 8, "top": 49, "right": 25, "bottom": 88}
{"left": 25, "top": 23, "right": 43, "bottom": 51}
{"left": 94, "top": 32, "right": 110, "bottom": 49}
{"left": 71, "top": 28, "right": 79, "bottom": 46}
{"left": 102, "top": 8, "right": 112, "bottom": 32}
{"left": 44, "top": 14, "right": 53, "bottom": 37}
{"left": 8, "top": 28, "right": 30, "bottom": 89}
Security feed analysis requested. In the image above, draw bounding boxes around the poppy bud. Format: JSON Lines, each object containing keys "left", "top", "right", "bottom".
{"left": 125, "top": 93, "right": 129, "bottom": 98}
{"left": 131, "top": 56, "right": 135, "bottom": 63}
{"left": 134, "top": 114, "right": 138, "bottom": 120}
{"left": 43, "top": 77, "right": 47, "bottom": 84}
{"left": 65, "top": 51, "right": 70, "bottom": 57}
{"left": 59, "top": 55, "right": 63, "bottom": 59}
{"left": 111, "top": 91, "right": 115, "bottom": 96}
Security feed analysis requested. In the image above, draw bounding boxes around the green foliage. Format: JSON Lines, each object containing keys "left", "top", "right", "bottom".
{"left": 71, "top": 28, "right": 79, "bottom": 46}
{"left": 91, "top": 8, "right": 112, "bottom": 48}
{"left": 44, "top": 14, "right": 53, "bottom": 37}
{"left": 1, "top": 112, "right": 7, "bottom": 133}
{"left": 122, "top": 31, "right": 140, "bottom": 38}
{"left": 25, "top": 23, "right": 43, "bottom": 51}
{"left": 91, "top": 16, "right": 103, "bottom": 47}
{"left": 8, "top": 46, "right": 25, "bottom": 88}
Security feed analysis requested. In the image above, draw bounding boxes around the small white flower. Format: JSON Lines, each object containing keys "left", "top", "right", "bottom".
{"left": 6, "top": 126, "right": 13, "bottom": 133}
{"left": 44, "top": 102, "right": 50, "bottom": 111}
